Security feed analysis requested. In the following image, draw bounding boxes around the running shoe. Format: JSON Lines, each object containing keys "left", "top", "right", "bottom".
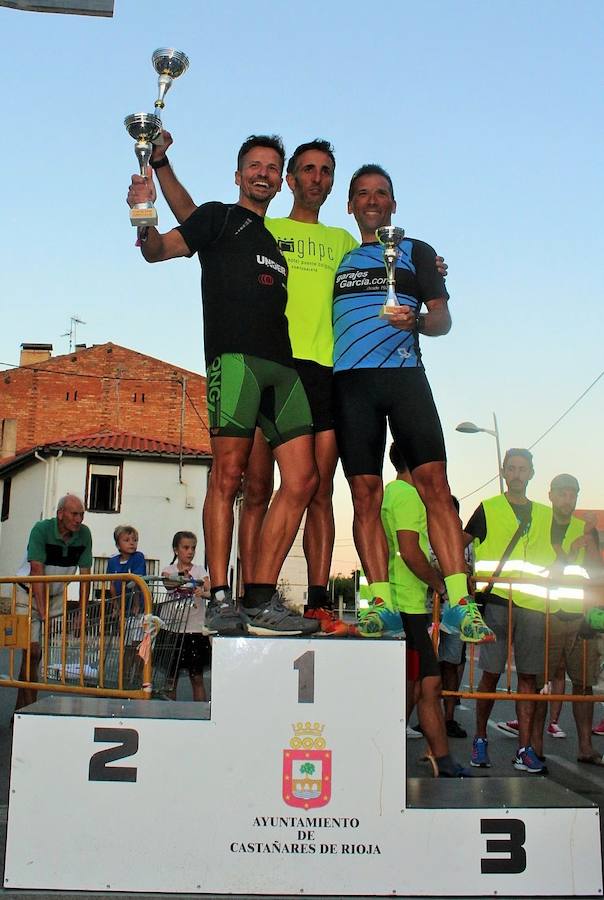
{"left": 592, "top": 719, "right": 604, "bottom": 735}
{"left": 439, "top": 762, "right": 477, "bottom": 778}
{"left": 244, "top": 593, "right": 320, "bottom": 636}
{"left": 205, "top": 591, "right": 247, "bottom": 636}
{"left": 406, "top": 724, "right": 423, "bottom": 739}
{"left": 304, "top": 606, "right": 357, "bottom": 636}
{"left": 546, "top": 721, "right": 567, "bottom": 739}
{"left": 440, "top": 597, "right": 495, "bottom": 643}
{"left": 470, "top": 736, "right": 491, "bottom": 768}
{"left": 446, "top": 719, "right": 468, "bottom": 739}
{"left": 513, "top": 745, "right": 547, "bottom": 774}
{"left": 496, "top": 719, "right": 519, "bottom": 736}
{"left": 357, "top": 597, "right": 404, "bottom": 638}
{"left": 440, "top": 597, "right": 496, "bottom": 644}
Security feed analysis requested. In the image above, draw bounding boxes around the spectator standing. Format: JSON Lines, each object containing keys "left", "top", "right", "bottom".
{"left": 106, "top": 525, "right": 146, "bottom": 610}
{"left": 161, "top": 531, "right": 211, "bottom": 702}
{"left": 465, "top": 450, "right": 554, "bottom": 774}
{"left": 531, "top": 474, "right": 604, "bottom": 765}
{"left": 14, "top": 494, "right": 92, "bottom": 709}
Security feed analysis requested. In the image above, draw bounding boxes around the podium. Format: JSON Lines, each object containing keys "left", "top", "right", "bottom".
{"left": 5, "top": 637, "right": 602, "bottom": 895}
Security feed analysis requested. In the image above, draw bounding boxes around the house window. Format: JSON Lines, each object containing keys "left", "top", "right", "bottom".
{"left": 1, "top": 478, "right": 11, "bottom": 521}
{"left": 86, "top": 461, "right": 122, "bottom": 513}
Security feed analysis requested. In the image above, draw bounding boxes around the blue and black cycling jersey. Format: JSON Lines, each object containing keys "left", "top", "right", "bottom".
{"left": 332, "top": 238, "right": 448, "bottom": 371}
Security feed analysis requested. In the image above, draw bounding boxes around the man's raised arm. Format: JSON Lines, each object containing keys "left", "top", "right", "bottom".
{"left": 137, "top": 221, "right": 192, "bottom": 263}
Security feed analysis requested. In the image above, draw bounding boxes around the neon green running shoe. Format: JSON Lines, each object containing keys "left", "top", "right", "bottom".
{"left": 440, "top": 597, "right": 495, "bottom": 644}
{"left": 357, "top": 597, "right": 404, "bottom": 638}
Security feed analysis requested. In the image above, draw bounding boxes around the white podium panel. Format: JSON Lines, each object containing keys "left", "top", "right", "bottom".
{"left": 5, "top": 637, "right": 603, "bottom": 896}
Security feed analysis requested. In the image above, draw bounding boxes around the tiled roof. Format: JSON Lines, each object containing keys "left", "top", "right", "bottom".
{"left": 0, "top": 431, "right": 210, "bottom": 475}
{"left": 47, "top": 431, "right": 209, "bottom": 456}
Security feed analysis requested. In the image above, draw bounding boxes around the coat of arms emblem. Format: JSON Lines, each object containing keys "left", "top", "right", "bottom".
{"left": 283, "top": 721, "right": 332, "bottom": 809}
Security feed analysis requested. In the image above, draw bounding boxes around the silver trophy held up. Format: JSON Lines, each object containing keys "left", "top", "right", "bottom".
{"left": 124, "top": 113, "right": 162, "bottom": 227}
{"left": 376, "top": 225, "right": 405, "bottom": 318}
{"left": 152, "top": 48, "right": 190, "bottom": 112}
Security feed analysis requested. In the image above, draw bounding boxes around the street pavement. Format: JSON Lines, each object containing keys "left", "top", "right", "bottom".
{"left": 0, "top": 665, "right": 603, "bottom": 898}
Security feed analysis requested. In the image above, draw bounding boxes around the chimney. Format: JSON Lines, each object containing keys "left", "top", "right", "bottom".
{"left": 20, "top": 343, "right": 53, "bottom": 367}
{"left": 0, "top": 419, "right": 17, "bottom": 459}
{"left": 74, "top": 343, "right": 87, "bottom": 351}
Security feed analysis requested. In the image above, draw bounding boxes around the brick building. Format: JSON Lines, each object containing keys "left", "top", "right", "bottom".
{"left": 1, "top": 342, "right": 210, "bottom": 456}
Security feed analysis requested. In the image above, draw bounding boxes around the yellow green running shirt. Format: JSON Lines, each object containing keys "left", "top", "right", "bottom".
{"left": 381, "top": 479, "right": 431, "bottom": 614}
{"left": 266, "top": 218, "right": 358, "bottom": 367}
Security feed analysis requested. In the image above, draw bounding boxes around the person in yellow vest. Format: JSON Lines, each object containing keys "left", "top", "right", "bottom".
{"left": 382, "top": 444, "right": 474, "bottom": 776}
{"left": 531, "top": 474, "right": 603, "bottom": 765}
{"left": 464, "top": 449, "right": 555, "bottom": 774}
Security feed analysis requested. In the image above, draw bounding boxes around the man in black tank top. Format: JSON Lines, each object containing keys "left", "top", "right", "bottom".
{"left": 128, "top": 135, "right": 318, "bottom": 638}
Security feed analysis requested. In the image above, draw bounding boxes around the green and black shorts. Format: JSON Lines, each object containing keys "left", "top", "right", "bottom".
{"left": 206, "top": 353, "right": 313, "bottom": 448}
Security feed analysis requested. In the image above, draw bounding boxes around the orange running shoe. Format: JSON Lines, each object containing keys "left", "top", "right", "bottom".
{"left": 304, "top": 607, "right": 358, "bottom": 636}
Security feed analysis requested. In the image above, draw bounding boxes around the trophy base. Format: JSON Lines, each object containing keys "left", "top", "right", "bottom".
{"left": 130, "top": 207, "right": 158, "bottom": 227}
{"left": 379, "top": 304, "right": 398, "bottom": 319}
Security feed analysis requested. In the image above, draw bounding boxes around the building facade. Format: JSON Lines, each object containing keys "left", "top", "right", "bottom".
{"left": 0, "top": 433, "right": 213, "bottom": 600}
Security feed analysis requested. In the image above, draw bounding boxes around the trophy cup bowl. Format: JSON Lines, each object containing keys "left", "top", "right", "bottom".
{"left": 152, "top": 48, "right": 190, "bottom": 110}
{"left": 125, "top": 113, "right": 163, "bottom": 227}
{"left": 376, "top": 225, "right": 405, "bottom": 249}
{"left": 376, "top": 225, "right": 405, "bottom": 318}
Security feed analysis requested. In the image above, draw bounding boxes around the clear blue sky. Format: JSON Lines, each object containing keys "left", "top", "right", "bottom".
{"left": 2, "top": 0, "right": 603, "bottom": 572}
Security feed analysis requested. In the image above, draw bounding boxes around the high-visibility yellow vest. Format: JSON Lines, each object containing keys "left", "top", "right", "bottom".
{"left": 547, "top": 513, "right": 588, "bottom": 614}
{"left": 474, "top": 495, "right": 556, "bottom": 612}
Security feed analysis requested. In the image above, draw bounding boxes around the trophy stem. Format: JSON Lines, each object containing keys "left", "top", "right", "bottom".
{"left": 383, "top": 247, "right": 399, "bottom": 308}
{"left": 155, "top": 74, "right": 173, "bottom": 110}
{"left": 135, "top": 140, "right": 153, "bottom": 176}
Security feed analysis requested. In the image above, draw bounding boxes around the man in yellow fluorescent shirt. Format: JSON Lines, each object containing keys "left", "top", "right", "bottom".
{"left": 382, "top": 444, "right": 474, "bottom": 777}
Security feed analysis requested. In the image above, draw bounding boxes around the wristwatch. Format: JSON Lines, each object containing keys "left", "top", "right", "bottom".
{"left": 149, "top": 156, "right": 170, "bottom": 170}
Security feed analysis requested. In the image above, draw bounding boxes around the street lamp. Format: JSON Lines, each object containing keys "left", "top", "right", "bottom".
{"left": 456, "top": 412, "right": 504, "bottom": 493}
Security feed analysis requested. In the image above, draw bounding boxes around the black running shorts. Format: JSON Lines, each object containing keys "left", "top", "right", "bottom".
{"left": 401, "top": 612, "right": 441, "bottom": 680}
{"left": 293, "top": 358, "right": 334, "bottom": 433}
{"left": 333, "top": 368, "right": 446, "bottom": 476}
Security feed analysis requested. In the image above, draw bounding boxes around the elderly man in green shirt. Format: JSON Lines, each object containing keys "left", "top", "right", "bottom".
{"left": 15, "top": 493, "right": 92, "bottom": 709}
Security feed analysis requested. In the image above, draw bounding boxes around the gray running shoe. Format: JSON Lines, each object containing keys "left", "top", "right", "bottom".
{"left": 205, "top": 591, "right": 247, "bottom": 636}
{"left": 244, "top": 593, "right": 320, "bottom": 636}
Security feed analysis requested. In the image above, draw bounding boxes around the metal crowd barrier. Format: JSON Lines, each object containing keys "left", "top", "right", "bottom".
{"left": 433, "top": 570, "right": 604, "bottom": 703}
{"left": 0, "top": 575, "right": 192, "bottom": 700}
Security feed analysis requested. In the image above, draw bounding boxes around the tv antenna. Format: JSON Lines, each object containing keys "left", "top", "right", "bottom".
{"left": 62, "top": 316, "right": 86, "bottom": 352}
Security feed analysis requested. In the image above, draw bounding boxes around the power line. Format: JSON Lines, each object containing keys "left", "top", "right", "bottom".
{"left": 459, "top": 369, "right": 604, "bottom": 501}
{"left": 526, "top": 369, "right": 604, "bottom": 451}
{"left": 185, "top": 389, "right": 210, "bottom": 434}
